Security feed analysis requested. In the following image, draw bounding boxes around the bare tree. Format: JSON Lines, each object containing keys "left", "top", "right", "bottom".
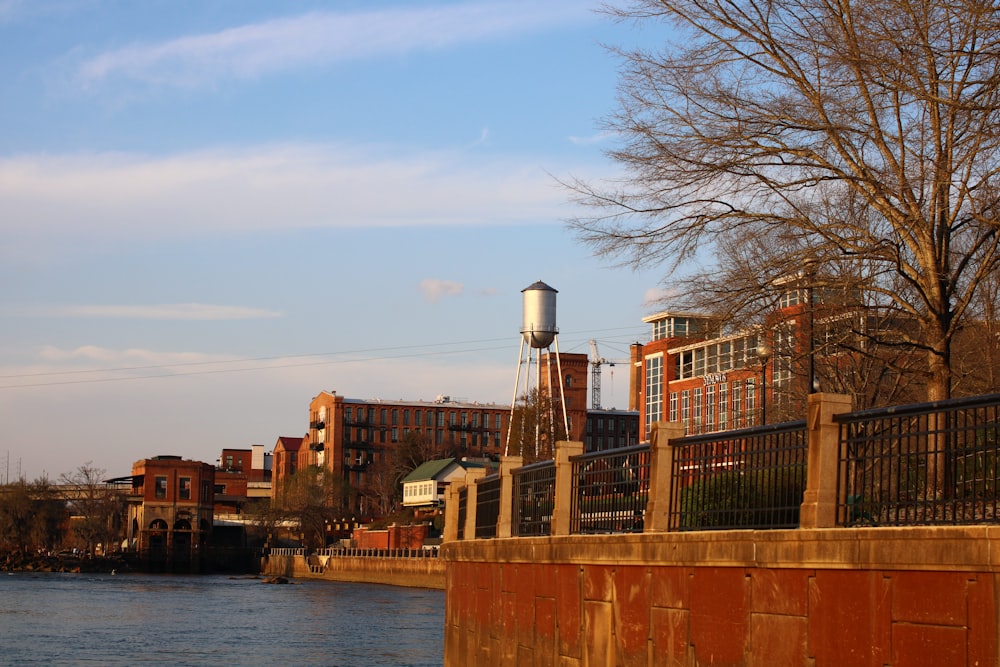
{"left": 60, "top": 463, "right": 123, "bottom": 555}
{"left": 274, "top": 466, "right": 348, "bottom": 548}
{"left": 508, "top": 387, "right": 568, "bottom": 463}
{"left": 0, "top": 477, "right": 63, "bottom": 554}
{"left": 570, "top": 0, "right": 1000, "bottom": 402}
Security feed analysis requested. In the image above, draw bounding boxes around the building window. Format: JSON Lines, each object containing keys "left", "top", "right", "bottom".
{"left": 565, "top": 374, "right": 573, "bottom": 387}
{"left": 732, "top": 381, "right": 743, "bottom": 427}
{"left": 719, "top": 382, "right": 728, "bottom": 429}
{"left": 179, "top": 477, "right": 191, "bottom": 500}
{"left": 681, "top": 390, "right": 691, "bottom": 424}
{"left": 669, "top": 392, "right": 678, "bottom": 422}
{"left": 706, "top": 385, "right": 715, "bottom": 431}
{"left": 403, "top": 410, "right": 410, "bottom": 426}
{"left": 746, "top": 378, "right": 756, "bottom": 423}
{"left": 392, "top": 409, "right": 398, "bottom": 425}
{"left": 414, "top": 410, "right": 422, "bottom": 426}
{"left": 155, "top": 476, "right": 167, "bottom": 499}
{"left": 645, "top": 354, "right": 663, "bottom": 433}
{"left": 693, "top": 388, "right": 703, "bottom": 428}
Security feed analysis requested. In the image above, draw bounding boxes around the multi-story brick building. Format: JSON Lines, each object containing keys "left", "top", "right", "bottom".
{"left": 215, "top": 445, "right": 273, "bottom": 515}
{"left": 124, "top": 455, "right": 215, "bottom": 570}
{"left": 273, "top": 391, "right": 510, "bottom": 516}
{"left": 272, "top": 436, "right": 305, "bottom": 486}
{"left": 630, "top": 272, "right": 874, "bottom": 442}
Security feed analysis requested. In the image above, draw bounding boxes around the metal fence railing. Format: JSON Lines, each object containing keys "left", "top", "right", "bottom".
{"left": 456, "top": 486, "right": 467, "bottom": 540}
{"left": 668, "top": 420, "right": 808, "bottom": 531}
{"left": 837, "top": 393, "right": 1000, "bottom": 527}
{"left": 512, "top": 459, "right": 556, "bottom": 536}
{"left": 570, "top": 444, "right": 650, "bottom": 534}
{"left": 474, "top": 474, "right": 501, "bottom": 539}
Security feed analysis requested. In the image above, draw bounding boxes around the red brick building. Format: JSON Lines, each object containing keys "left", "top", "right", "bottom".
{"left": 124, "top": 455, "right": 215, "bottom": 570}
{"left": 273, "top": 392, "right": 510, "bottom": 516}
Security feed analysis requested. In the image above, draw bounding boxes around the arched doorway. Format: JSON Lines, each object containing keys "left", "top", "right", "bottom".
{"left": 148, "top": 519, "right": 168, "bottom": 553}
{"left": 173, "top": 518, "right": 192, "bottom": 564}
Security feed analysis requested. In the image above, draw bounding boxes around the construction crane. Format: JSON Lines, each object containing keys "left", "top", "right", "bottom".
{"left": 589, "top": 339, "right": 615, "bottom": 410}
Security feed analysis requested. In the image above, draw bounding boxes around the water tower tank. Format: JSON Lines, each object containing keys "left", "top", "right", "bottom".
{"left": 521, "top": 280, "right": 558, "bottom": 348}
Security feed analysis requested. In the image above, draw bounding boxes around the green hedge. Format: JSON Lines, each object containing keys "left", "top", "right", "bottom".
{"left": 678, "top": 466, "right": 805, "bottom": 530}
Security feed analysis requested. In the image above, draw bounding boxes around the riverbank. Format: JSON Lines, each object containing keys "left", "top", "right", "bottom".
{"left": 0, "top": 550, "right": 131, "bottom": 574}
{"left": 262, "top": 552, "right": 446, "bottom": 589}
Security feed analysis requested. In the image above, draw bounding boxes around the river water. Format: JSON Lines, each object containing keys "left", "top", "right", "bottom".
{"left": 0, "top": 572, "right": 444, "bottom": 666}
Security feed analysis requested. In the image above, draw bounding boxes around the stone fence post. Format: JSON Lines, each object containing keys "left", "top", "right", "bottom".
{"left": 551, "top": 440, "right": 584, "bottom": 536}
{"left": 461, "top": 467, "right": 486, "bottom": 541}
{"left": 442, "top": 482, "right": 461, "bottom": 543}
{"left": 799, "top": 392, "right": 853, "bottom": 529}
{"left": 644, "top": 421, "right": 686, "bottom": 533}
{"left": 497, "top": 455, "right": 523, "bottom": 538}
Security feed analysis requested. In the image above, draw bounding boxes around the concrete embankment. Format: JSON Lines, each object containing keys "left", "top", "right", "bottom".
{"left": 263, "top": 552, "right": 445, "bottom": 589}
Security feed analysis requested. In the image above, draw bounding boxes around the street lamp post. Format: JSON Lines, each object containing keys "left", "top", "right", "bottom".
{"left": 757, "top": 342, "right": 771, "bottom": 426}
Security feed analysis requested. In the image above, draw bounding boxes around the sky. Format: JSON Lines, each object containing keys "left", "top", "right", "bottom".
{"left": 0, "top": 0, "right": 676, "bottom": 481}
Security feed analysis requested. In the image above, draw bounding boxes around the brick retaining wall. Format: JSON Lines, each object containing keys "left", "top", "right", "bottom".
{"left": 442, "top": 526, "right": 1000, "bottom": 666}
{"left": 263, "top": 552, "right": 445, "bottom": 589}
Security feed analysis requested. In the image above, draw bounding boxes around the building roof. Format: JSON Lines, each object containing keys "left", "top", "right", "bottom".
{"left": 402, "top": 458, "right": 459, "bottom": 484}
{"left": 339, "top": 397, "right": 506, "bottom": 409}
{"left": 274, "top": 436, "right": 304, "bottom": 452}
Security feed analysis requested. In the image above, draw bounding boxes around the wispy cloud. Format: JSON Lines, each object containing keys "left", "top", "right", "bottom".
{"left": 25, "top": 303, "right": 283, "bottom": 320}
{"left": 568, "top": 131, "right": 616, "bottom": 146}
{"left": 643, "top": 287, "right": 677, "bottom": 307}
{"left": 74, "top": 2, "right": 592, "bottom": 91}
{"left": 0, "top": 143, "right": 587, "bottom": 254}
{"left": 419, "top": 279, "right": 464, "bottom": 303}
{"left": 36, "top": 344, "right": 219, "bottom": 365}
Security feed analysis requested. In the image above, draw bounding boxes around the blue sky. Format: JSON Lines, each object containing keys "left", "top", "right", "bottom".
{"left": 0, "top": 1, "right": 673, "bottom": 480}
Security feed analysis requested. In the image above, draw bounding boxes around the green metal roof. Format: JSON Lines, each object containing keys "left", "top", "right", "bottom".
{"left": 401, "top": 458, "right": 457, "bottom": 483}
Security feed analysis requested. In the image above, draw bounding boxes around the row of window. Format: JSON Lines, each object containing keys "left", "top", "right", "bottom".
{"left": 669, "top": 380, "right": 759, "bottom": 433}
{"left": 153, "top": 475, "right": 211, "bottom": 503}
{"left": 404, "top": 482, "right": 437, "bottom": 498}
{"left": 341, "top": 426, "right": 504, "bottom": 448}
{"left": 673, "top": 334, "right": 763, "bottom": 380}
{"left": 343, "top": 406, "right": 505, "bottom": 429}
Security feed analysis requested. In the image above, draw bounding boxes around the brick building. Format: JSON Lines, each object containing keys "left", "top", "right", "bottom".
{"left": 214, "top": 444, "right": 272, "bottom": 515}
{"left": 273, "top": 391, "right": 510, "bottom": 516}
{"left": 630, "top": 272, "right": 877, "bottom": 442}
{"left": 124, "top": 455, "right": 215, "bottom": 570}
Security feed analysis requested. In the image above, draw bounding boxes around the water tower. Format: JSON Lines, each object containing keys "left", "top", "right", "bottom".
{"left": 506, "top": 281, "right": 571, "bottom": 457}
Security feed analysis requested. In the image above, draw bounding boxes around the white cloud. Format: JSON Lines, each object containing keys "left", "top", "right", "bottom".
{"left": 0, "top": 143, "right": 586, "bottom": 254}
{"left": 643, "top": 287, "right": 677, "bottom": 307}
{"left": 74, "top": 2, "right": 592, "bottom": 91}
{"left": 419, "top": 279, "right": 465, "bottom": 303}
{"left": 36, "top": 344, "right": 217, "bottom": 365}
{"left": 568, "top": 131, "right": 616, "bottom": 146}
{"left": 37, "top": 303, "right": 283, "bottom": 320}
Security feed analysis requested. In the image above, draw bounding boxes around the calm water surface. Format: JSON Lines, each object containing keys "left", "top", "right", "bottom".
{"left": 0, "top": 572, "right": 444, "bottom": 666}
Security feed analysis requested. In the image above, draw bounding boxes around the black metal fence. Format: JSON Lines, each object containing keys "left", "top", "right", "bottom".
{"left": 456, "top": 486, "right": 467, "bottom": 540}
{"left": 473, "top": 474, "right": 501, "bottom": 539}
{"left": 513, "top": 460, "right": 556, "bottom": 536}
{"left": 668, "top": 421, "right": 808, "bottom": 531}
{"left": 837, "top": 393, "right": 1000, "bottom": 526}
{"left": 570, "top": 444, "right": 650, "bottom": 534}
